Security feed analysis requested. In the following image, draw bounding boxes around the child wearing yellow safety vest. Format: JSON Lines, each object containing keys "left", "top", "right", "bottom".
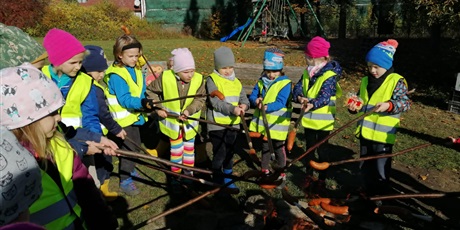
{"left": 293, "top": 36, "right": 342, "bottom": 181}
{"left": 0, "top": 64, "right": 118, "bottom": 230}
{"left": 82, "top": 45, "right": 127, "bottom": 201}
{"left": 146, "top": 48, "right": 205, "bottom": 192}
{"left": 41, "top": 28, "right": 119, "bottom": 190}
{"left": 105, "top": 35, "right": 151, "bottom": 196}
{"left": 347, "top": 39, "right": 411, "bottom": 196}
{"left": 249, "top": 48, "right": 292, "bottom": 188}
{"left": 206, "top": 47, "right": 250, "bottom": 193}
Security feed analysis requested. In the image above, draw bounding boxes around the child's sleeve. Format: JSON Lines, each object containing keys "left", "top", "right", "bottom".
{"left": 388, "top": 79, "right": 411, "bottom": 114}
{"left": 239, "top": 87, "right": 250, "bottom": 110}
{"left": 249, "top": 82, "right": 260, "bottom": 107}
{"left": 266, "top": 82, "right": 291, "bottom": 113}
{"left": 80, "top": 86, "right": 102, "bottom": 134}
{"left": 308, "top": 77, "right": 337, "bottom": 110}
{"left": 108, "top": 73, "right": 143, "bottom": 110}
{"left": 95, "top": 88, "right": 123, "bottom": 135}
{"left": 185, "top": 79, "right": 206, "bottom": 115}
{"left": 206, "top": 77, "right": 234, "bottom": 115}
{"left": 292, "top": 76, "right": 304, "bottom": 103}
{"left": 145, "top": 74, "right": 164, "bottom": 110}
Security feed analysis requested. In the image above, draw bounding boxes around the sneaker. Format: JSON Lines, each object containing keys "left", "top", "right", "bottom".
{"left": 120, "top": 178, "right": 140, "bottom": 196}
{"left": 275, "top": 173, "right": 287, "bottom": 190}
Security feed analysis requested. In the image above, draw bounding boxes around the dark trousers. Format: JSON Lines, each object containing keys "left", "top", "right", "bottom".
{"left": 109, "top": 125, "right": 140, "bottom": 181}
{"left": 209, "top": 129, "right": 238, "bottom": 171}
{"left": 95, "top": 154, "right": 113, "bottom": 183}
{"left": 261, "top": 139, "right": 286, "bottom": 170}
{"left": 360, "top": 138, "right": 393, "bottom": 195}
{"left": 304, "top": 128, "right": 331, "bottom": 162}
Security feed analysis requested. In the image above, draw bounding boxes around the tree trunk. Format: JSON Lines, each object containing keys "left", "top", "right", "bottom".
{"left": 338, "top": 3, "right": 347, "bottom": 39}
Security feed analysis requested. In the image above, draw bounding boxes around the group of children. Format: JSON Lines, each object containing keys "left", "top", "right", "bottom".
{"left": 0, "top": 22, "right": 411, "bottom": 228}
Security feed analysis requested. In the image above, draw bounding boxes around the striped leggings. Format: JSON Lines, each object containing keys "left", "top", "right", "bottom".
{"left": 170, "top": 131, "right": 195, "bottom": 174}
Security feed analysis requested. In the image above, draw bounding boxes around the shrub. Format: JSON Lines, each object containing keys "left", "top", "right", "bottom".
{"left": 0, "top": 0, "right": 48, "bottom": 28}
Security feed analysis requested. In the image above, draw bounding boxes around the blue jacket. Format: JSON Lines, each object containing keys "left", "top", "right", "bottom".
{"left": 249, "top": 75, "right": 291, "bottom": 113}
{"left": 293, "top": 61, "right": 342, "bottom": 110}
{"left": 49, "top": 69, "right": 102, "bottom": 133}
{"left": 108, "top": 66, "right": 146, "bottom": 125}
{"left": 58, "top": 122, "right": 101, "bottom": 158}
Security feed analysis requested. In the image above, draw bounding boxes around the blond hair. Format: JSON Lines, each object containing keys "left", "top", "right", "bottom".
{"left": 112, "top": 35, "right": 143, "bottom": 69}
{"left": 11, "top": 122, "right": 65, "bottom": 167}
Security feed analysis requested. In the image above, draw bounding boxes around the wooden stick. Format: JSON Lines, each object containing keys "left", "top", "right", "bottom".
{"left": 154, "top": 90, "right": 224, "bottom": 104}
{"left": 166, "top": 112, "right": 242, "bottom": 131}
{"left": 260, "top": 104, "right": 275, "bottom": 157}
{"left": 309, "top": 143, "right": 432, "bottom": 170}
{"left": 370, "top": 192, "right": 460, "bottom": 201}
{"left": 286, "top": 106, "right": 306, "bottom": 151}
{"left": 99, "top": 146, "right": 213, "bottom": 174}
{"left": 240, "top": 113, "right": 260, "bottom": 165}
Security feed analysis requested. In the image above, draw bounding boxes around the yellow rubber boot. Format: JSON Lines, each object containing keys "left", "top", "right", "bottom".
{"left": 100, "top": 179, "right": 118, "bottom": 202}
{"left": 146, "top": 148, "right": 158, "bottom": 157}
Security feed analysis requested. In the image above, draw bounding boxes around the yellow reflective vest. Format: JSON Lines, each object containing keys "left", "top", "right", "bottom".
{"left": 104, "top": 64, "right": 147, "bottom": 128}
{"left": 356, "top": 73, "right": 405, "bottom": 144}
{"left": 93, "top": 81, "right": 110, "bottom": 135}
{"left": 209, "top": 73, "right": 242, "bottom": 125}
{"left": 42, "top": 65, "right": 93, "bottom": 129}
{"left": 249, "top": 78, "right": 292, "bottom": 141}
{"left": 159, "top": 70, "right": 203, "bottom": 140}
{"left": 29, "top": 137, "right": 84, "bottom": 229}
{"left": 301, "top": 70, "right": 342, "bottom": 131}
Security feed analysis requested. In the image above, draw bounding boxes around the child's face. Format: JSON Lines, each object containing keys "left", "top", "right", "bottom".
{"left": 56, "top": 52, "right": 85, "bottom": 77}
{"left": 38, "top": 110, "right": 61, "bottom": 138}
{"left": 87, "top": 71, "right": 105, "bottom": 82}
{"left": 118, "top": 48, "right": 140, "bottom": 67}
{"left": 367, "top": 62, "right": 387, "bottom": 78}
{"left": 217, "top": 67, "right": 234, "bottom": 77}
{"left": 265, "top": 70, "right": 281, "bottom": 80}
{"left": 305, "top": 54, "right": 326, "bottom": 66}
{"left": 177, "top": 69, "right": 195, "bottom": 83}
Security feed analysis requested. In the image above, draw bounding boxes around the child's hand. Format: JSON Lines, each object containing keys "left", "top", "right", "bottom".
{"left": 116, "top": 129, "right": 127, "bottom": 140}
{"left": 298, "top": 96, "right": 309, "bottom": 105}
{"left": 239, "top": 104, "right": 248, "bottom": 111}
{"left": 448, "top": 136, "right": 457, "bottom": 143}
{"left": 179, "top": 110, "right": 189, "bottom": 121}
{"left": 233, "top": 106, "right": 244, "bottom": 116}
{"left": 303, "top": 103, "right": 314, "bottom": 112}
{"left": 256, "top": 97, "right": 263, "bottom": 106}
{"left": 86, "top": 141, "right": 102, "bottom": 155}
{"left": 100, "top": 136, "right": 118, "bottom": 150}
{"left": 375, "top": 102, "right": 390, "bottom": 112}
{"left": 347, "top": 101, "right": 360, "bottom": 112}
{"left": 157, "top": 109, "right": 168, "bottom": 118}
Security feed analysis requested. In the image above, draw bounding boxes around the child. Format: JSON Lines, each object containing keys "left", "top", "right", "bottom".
{"left": 206, "top": 46, "right": 249, "bottom": 192}
{"left": 42, "top": 28, "right": 118, "bottom": 188}
{"left": 82, "top": 45, "right": 127, "bottom": 200}
{"left": 249, "top": 48, "right": 292, "bottom": 187}
{"left": 0, "top": 126, "right": 42, "bottom": 226}
{"left": 0, "top": 64, "right": 117, "bottom": 229}
{"left": 105, "top": 34, "right": 150, "bottom": 196}
{"left": 146, "top": 48, "right": 205, "bottom": 190}
{"left": 292, "top": 36, "right": 342, "bottom": 181}
{"left": 347, "top": 39, "right": 411, "bottom": 196}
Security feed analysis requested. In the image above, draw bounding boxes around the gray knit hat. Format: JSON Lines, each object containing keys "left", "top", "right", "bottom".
{"left": 214, "top": 46, "right": 235, "bottom": 70}
{"left": 0, "top": 126, "right": 42, "bottom": 225}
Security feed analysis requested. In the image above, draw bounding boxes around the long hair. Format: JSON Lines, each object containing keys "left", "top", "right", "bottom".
{"left": 112, "top": 34, "right": 143, "bottom": 69}
{"left": 11, "top": 122, "right": 65, "bottom": 167}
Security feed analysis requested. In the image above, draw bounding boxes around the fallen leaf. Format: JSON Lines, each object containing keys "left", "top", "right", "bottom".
{"left": 419, "top": 174, "right": 429, "bottom": 180}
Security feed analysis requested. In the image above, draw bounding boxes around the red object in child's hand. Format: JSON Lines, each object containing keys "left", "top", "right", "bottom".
{"left": 346, "top": 98, "right": 362, "bottom": 108}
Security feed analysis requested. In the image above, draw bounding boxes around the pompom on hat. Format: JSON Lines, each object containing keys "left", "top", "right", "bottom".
{"left": 0, "top": 63, "right": 65, "bottom": 130}
{"left": 171, "top": 48, "right": 195, "bottom": 73}
{"left": 305, "top": 36, "right": 330, "bottom": 58}
{"left": 365, "top": 39, "right": 398, "bottom": 70}
{"left": 82, "top": 45, "right": 108, "bottom": 72}
{"left": 0, "top": 23, "right": 48, "bottom": 69}
{"left": 0, "top": 126, "right": 42, "bottom": 225}
{"left": 43, "top": 28, "right": 85, "bottom": 66}
{"left": 263, "top": 47, "right": 285, "bottom": 70}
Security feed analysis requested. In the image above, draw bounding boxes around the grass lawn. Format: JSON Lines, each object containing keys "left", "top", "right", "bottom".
{"left": 69, "top": 37, "right": 460, "bottom": 229}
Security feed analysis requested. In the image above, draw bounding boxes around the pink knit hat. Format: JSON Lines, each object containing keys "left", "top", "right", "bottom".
{"left": 43, "top": 28, "right": 86, "bottom": 66}
{"left": 0, "top": 63, "right": 65, "bottom": 130}
{"left": 171, "top": 48, "right": 195, "bottom": 73}
{"left": 305, "top": 36, "right": 330, "bottom": 58}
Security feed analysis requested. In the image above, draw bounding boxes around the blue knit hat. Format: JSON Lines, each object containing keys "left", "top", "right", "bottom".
{"left": 82, "top": 45, "right": 108, "bottom": 72}
{"left": 263, "top": 48, "right": 284, "bottom": 70}
{"left": 365, "top": 39, "right": 398, "bottom": 70}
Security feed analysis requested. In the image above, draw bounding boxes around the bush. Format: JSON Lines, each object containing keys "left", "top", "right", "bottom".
{"left": 0, "top": 0, "right": 48, "bottom": 28}
{"left": 27, "top": 0, "right": 184, "bottom": 40}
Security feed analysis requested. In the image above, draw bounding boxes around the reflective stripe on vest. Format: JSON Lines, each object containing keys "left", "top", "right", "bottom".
{"left": 159, "top": 70, "right": 203, "bottom": 140}
{"left": 356, "top": 73, "right": 404, "bottom": 144}
{"left": 301, "top": 69, "right": 341, "bottom": 131}
{"left": 249, "top": 79, "right": 292, "bottom": 141}
{"left": 104, "top": 64, "right": 147, "bottom": 128}
{"left": 42, "top": 65, "right": 92, "bottom": 129}
{"left": 209, "top": 73, "right": 242, "bottom": 125}
{"left": 29, "top": 137, "right": 83, "bottom": 229}
{"left": 94, "top": 81, "right": 109, "bottom": 135}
